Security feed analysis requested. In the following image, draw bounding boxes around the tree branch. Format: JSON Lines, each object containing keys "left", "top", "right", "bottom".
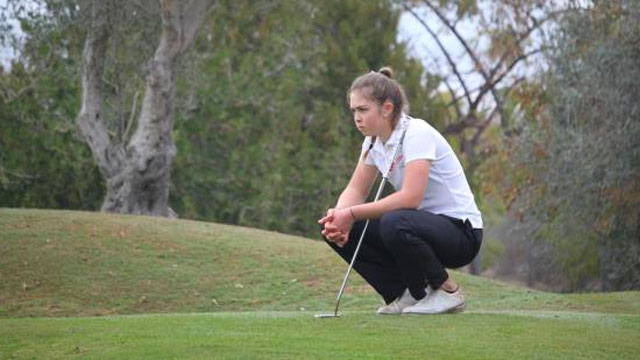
{"left": 487, "top": 16, "right": 546, "bottom": 82}
{"left": 441, "top": 76, "right": 463, "bottom": 119}
{"left": 123, "top": 90, "right": 139, "bottom": 143}
{"left": 422, "top": 56, "right": 464, "bottom": 118}
{"left": 474, "top": 47, "right": 546, "bottom": 110}
{"left": 76, "top": 0, "right": 124, "bottom": 178}
{"left": 420, "top": 0, "right": 509, "bottom": 125}
{"left": 402, "top": 3, "right": 473, "bottom": 106}
{"left": 422, "top": 0, "right": 489, "bottom": 80}
{"left": 180, "top": 0, "right": 218, "bottom": 54}
{"left": 472, "top": 107, "right": 498, "bottom": 146}
{"left": 128, "top": 0, "right": 217, "bottom": 169}
{"left": 443, "top": 114, "right": 478, "bottom": 135}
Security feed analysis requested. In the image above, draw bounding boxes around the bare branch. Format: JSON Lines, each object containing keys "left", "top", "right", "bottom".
{"left": 443, "top": 114, "right": 478, "bottom": 135}
{"left": 487, "top": 12, "right": 554, "bottom": 82}
{"left": 180, "top": 0, "right": 218, "bottom": 54}
{"left": 475, "top": 47, "right": 546, "bottom": 109}
{"left": 442, "top": 76, "right": 463, "bottom": 119}
{"left": 420, "top": 0, "right": 507, "bottom": 124}
{"left": 472, "top": 107, "right": 498, "bottom": 146}
{"left": 123, "top": 90, "right": 139, "bottom": 143}
{"left": 127, "top": 0, "right": 216, "bottom": 169}
{"left": 422, "top": 0, "right": 489, "bottom": 79}
{"left": 76, "top": 0, "right": 124, "bottom": 178}
{"left": 402, "top": 3, "right": 473, "bottom": 105}
{"left": 504, "top": 76, "right": 526, "bottom": 95}
{"left": 445, "top": 80, "right": 500, "bottom": 109}
{"left": 422, "top": 55, "right": 464, "bottom": 117}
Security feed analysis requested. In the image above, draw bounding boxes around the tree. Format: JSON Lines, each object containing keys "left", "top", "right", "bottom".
{"left": 500, "top": 0, "right": 640, "bottom": 291}
{"left": 397, "top": 0, "right": 559, "bottom": 164}
{"left": 397, "top": 0, "right": 562, "bottom": 273}
{"left": 76, "top": 0, "right": 216, "bottom": 217}
{"left": 170, "top": 0, "right": 435, "bottom": 236}
{"left": 1, "top": 0, "right": 438, "bottom": 239}
{"left": 1, "top": 0, "right": 105, "bottom": 210}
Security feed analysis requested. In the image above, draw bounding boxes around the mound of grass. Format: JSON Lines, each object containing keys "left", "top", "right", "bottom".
{"left": 1, "top": 208, "right": 359, "bottom": 317}
{"left": 2, "top": 208, "right": 640, "bottom": 318}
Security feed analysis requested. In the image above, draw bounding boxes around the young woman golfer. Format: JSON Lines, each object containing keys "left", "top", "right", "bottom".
{"left": 318, "top": 67, "right": 483, "bottom": 315}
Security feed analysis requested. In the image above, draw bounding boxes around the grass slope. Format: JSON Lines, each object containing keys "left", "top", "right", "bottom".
{"left": 1, "top": 208, "right": 639, "bottom": 359}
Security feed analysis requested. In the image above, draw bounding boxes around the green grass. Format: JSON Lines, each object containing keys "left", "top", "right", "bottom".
{"left": 1, "top": 208, "right": 639, "bottom": 359}
{"left": 2, "top": 311, "right": 639, "bottom": 359}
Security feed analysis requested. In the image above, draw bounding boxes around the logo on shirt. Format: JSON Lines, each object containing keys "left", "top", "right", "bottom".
{"left": 390, "top": 154, "right": 404, "bottom": 173}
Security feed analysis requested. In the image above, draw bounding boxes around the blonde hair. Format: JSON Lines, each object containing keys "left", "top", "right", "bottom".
{"left": 348, "top": 66, "right": 409, "bottom": 162}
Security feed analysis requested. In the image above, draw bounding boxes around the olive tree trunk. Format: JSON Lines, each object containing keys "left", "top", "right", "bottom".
{"left": 76, "top": 0, "right": 216, "bottom": 217}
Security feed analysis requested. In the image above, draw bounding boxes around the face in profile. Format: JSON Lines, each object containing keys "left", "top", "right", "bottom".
{"left": 349, "top": 89, "right": 387, "bottom": 137}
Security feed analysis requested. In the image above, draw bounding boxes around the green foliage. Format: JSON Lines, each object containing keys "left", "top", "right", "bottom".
{"left": 170, "top": 0, "right": 436, "bottom": 237}
{"left": 504, "top": 0, "right": 640, "bottom": 291}
{"left": 2, "top": 0, "right": 436, "bottom": 235}
{"left": 0, "top": 41, "right": 103, "bottom": 209}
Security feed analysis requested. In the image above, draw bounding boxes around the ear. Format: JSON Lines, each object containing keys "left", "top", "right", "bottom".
{"left": 381, "top": 100, "right": 394, "bottom": 118}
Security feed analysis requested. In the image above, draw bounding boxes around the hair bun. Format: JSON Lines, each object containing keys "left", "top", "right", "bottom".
{"left": 378, "top": 66, "right": 394, "bottom": 79}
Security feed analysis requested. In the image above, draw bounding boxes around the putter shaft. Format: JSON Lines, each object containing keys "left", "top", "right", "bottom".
{"left": 326, "top": 116, "right": 408, "bottom": 318}
{"left": 331, "top": 177, "right": 388, "bottom": 316}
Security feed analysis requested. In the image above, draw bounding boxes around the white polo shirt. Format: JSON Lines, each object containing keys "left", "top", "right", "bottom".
{"left": 362, "top": 114, "right": 483, "bottom": 228}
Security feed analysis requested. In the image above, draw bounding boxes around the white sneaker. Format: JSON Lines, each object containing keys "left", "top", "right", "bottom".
{"left": 402, "top": 288, "right": 465, "bottom": 314}
{"left": 377, "top": 287, "right": 430, "bottom": 315}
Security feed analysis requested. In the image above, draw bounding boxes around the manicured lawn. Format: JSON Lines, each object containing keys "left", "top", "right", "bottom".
{"left": 2, "top": 310, "right": 639, "bottom": 359}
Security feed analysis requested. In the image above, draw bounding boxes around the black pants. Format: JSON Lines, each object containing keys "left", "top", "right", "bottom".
{"left": 324, "top": 209, "right": 482, "bottom": 304}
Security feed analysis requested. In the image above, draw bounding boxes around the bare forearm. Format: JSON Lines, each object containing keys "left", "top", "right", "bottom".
{"left": 335, "top": 187, "right": 367, "bottom": 209}
{"left": 349, "top": 190, "right": 420, "bottom": 220}
{"left": 348, "top": 160, "right": 429, "bottom": 220}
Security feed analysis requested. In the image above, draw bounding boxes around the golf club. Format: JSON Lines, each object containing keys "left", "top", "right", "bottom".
{"left": 315, "top": 117, "right": 408, "bottom": 319}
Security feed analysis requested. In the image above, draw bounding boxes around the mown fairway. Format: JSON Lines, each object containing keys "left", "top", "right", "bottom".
{"left": 3, "top": 310, "right": 639, "bottom": 359}
{"left": 1, "top": 209, "right": 639, "bottom": 359}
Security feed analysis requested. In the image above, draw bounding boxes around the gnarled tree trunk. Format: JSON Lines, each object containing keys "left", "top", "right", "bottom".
{"left": 76, "top": 0, "right": 216, "bottom": 217}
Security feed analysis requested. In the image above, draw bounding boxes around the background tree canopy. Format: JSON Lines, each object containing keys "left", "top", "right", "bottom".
{"left": 169, "top": 0, "right": 434, "bottom": 235}
{"left": 1, "top": 0, "right": 638, "bottom": 292}
{"left": 494, "top": 0, "right": 640, "bottom": 291}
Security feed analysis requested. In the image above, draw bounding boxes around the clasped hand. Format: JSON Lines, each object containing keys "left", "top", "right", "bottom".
{"left": 318, "top": 208, "right": 354, "bottom": 248}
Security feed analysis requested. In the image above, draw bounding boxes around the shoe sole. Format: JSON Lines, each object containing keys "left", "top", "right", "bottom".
{"left": 446, "top": 301, "right": 466, "bottom": 314}
{"left": 402, "top": 302, "right": 466, "bottom": 315}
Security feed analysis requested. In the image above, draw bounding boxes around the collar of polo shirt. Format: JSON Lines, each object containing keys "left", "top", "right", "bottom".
{"left": 372, "top": 113, "right": 409, "bottom": 153}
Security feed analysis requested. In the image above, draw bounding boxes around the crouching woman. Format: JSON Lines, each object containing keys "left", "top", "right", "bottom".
{"left": 319, "top": 67, "right": 483, "bottom": 315}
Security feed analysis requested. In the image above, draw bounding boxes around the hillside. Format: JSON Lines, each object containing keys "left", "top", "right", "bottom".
{"left": 2, "top": 208, "right": 638, "bottom": 318}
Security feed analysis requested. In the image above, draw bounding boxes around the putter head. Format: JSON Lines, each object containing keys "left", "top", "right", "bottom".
{"left": 314, "top": 313, "right": 340, "bottom": 318}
